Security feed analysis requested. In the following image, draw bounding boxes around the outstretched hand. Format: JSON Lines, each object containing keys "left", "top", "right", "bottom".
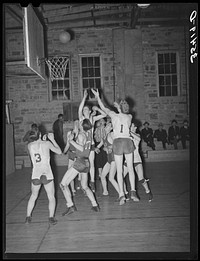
{"left": 83, "top": 89, "right": 88, "bottom": 98}
{"left": 91, "top": 88, "right": 99, "bottom": 98}
{"left": 113, "top": 102, "right": 121, "bottom": 112}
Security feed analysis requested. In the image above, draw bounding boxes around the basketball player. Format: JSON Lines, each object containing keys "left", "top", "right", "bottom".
{"left": 99, "top": 121, "right": 119, "bottom": 195}
{"left": 78, "top": 89, "right": 106, "bottom": 193}
{"left": 91, "top": 88, "right": 139, "bottom": 205}
{"left": 60, "top": 118, "right": 100, "bottom": 216}
{"left": 123, "top": 122, "right": 153, "bottom": 202}
{"left": 25, "top": 131, "right": 62, "bottom": 225}
{"left": 63, "top": 120, "right": 80, "bottom": 195}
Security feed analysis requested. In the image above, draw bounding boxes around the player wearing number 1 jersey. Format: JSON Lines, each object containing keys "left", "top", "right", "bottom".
{"left": 25, "top": 131, "right": 62, "bottom": 225}
{"left": 91, "top": 88, "right": 140, "bottom": 205}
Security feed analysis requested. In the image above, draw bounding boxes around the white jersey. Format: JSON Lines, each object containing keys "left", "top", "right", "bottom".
{"left": 28, "top": 140, "right": 53, "bottom": 180}
{"left": 109, "top": 111, "right": 132, "bottom": 140}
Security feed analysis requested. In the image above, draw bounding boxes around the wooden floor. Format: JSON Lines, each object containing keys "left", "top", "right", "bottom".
{"left": 4, "top": 160, "right": 195, "bottom": 258}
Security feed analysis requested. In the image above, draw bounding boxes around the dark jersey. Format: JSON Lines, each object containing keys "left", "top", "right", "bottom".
{"left": 76, "top": 130, "right": 92, "bottom": 159}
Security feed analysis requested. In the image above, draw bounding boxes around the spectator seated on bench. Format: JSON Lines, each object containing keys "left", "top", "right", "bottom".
{"left": 141, "top": 122, "right": 155, "bottom": 150}
{"left": 153, "top": 123, "right": 168, "bottom": 150}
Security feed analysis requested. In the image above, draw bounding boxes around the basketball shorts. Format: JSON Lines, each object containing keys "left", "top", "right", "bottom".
{"left": 68, "top": 150, "right": 76, "bottom": 161}
{"left": 73, "top": 157, "right": 90, "bottom": 173}
{"left": 107, "top": 151, "right": 115, "bottom": 164}
{"left": 113, "top": 138, "right": 135, "bottom": 155}
{"left": 32, "top": 175, "right": 53, "bottom": 185}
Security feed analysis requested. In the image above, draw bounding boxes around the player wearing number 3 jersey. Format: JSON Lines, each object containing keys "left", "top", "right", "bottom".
{"left": 25, "top": 131, "right": 62, "bottom": 225}
{"left": 91, "top": 88, "right": 140, "bottom": 205}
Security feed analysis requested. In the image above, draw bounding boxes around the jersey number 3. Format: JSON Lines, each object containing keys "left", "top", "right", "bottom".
{"left": 34, "top": 153, "right": 41, "bottom": 163}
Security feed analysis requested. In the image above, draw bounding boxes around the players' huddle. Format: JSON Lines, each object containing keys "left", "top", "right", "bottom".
{"left": 25, "top": 88, "right": 153, "bottom": 226}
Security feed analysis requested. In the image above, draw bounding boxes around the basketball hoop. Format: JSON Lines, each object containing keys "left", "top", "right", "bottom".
{"left": 45, "top": 56, "right": 69, "bottom": 81}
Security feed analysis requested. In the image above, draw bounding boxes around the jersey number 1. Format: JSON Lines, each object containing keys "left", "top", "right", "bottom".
{"left": 120, "top": 124, "right": 123, "bottom": 133}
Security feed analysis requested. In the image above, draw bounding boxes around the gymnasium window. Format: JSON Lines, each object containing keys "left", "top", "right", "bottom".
{"left": 50, "top": 58, "right": 71, "bottom": 101}
{"left": 80, "top": 55, "right": 102, "bottom": 99}
{"left": 157, "top": 52, "right": 179, "bottom": 97}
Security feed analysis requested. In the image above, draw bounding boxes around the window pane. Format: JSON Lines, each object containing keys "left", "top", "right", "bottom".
{"left": 158, "top": 54, "right": 163, "bottom": 64}
{"left": 171, "top": 53, "right": 176, "bottom": 63}
{"left": 166, "top": 85, "right": 171, "bottom": 96}
{"left": 82, "top": 57, "right": 87, "bottom": 67}
{"left": 65, "top": 90, "right": 70, "bottom": 99}
{"left": 64, "top": 79, "right": 69, "bottom": 88}
{"left": 159, "top": 86, "right": 165, "bottom": 96}
{"left": 52, "top": 91, "right": 57, "bottom": 99}
{"left": 172, "top": 75, "right": 177, "bottom": 84}
{"left": 95, "top": 78, "right": 101, "bottom": 89}
{"left": 58, "top": 91, "right": 63, "bottom": 98}
{"left": 159, "top": 76, "right": 165, "bottom": 85}
{"left": 52, "top": 80, "right": 57, "bottom": 89}
{"left": 164, "top": 53, "right": 170, "bottom": 63}
{"left": 89, "top": 79, "right": 94, "bottom": 88}
{"left": 165, "top": 64, "right": 170, "bottom": 74}
{"left": 171, "top": 64, "right": 177, "bottom": 73}
{"left": 172, "top": 86, "right": 178, "bottom": 96}
{"left": 95, "top": 68, "right": 100, "bottom": 77}
{"left": 88, "top": 57, "right": 93, "bottom": 67}
{"left": 95, "top": 57, "right": 100, "bottom": 66}
{"left": 58, "top": 80, "right": 63, "bottom": 88}
{"left": 158, "top": 65, "right": 164, "bottom": 74}
{"left": 64, "top": 68, "right": 69, "bottom": 78}
{"left": 82, "top": 68, "right": 88, "bottom": 77}
{"left": 89, "top": 68, "right": 94, "bottom": 77}
{"left": 83, "top": 79, "right": 88, "bottom": 88}
{"left": 166, "top": 75, "right": 171, "bottom": 85}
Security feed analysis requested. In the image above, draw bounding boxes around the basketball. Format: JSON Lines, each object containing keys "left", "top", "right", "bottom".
{"left": 59, "top": 31, "right": 71, "bottom": 43}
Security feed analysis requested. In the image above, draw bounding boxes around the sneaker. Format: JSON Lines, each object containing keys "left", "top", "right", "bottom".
{"left": 147, "top": 191, "right": 153, "bottom": 202}
{"left": 25, "top": 216, "right": 32, "bottom": 224}
{"left": 103, "top": 191, "right": 109, "bottom": 196}
{"left": 125, "top": 193, "right": 130, "bottom": 201}
{"left": 91, "top": 205, "right": 100, "bottom": 212}
{"left": 119, "top": 195, "right": 126, "bottom": 206}
{"left": 130, "top": 190, "right": 140, "bottom": 202}
{"left": 90, "top": 182, "right": 95, "bottom": 192}
{"left": 62, "top": 205, "right": 77, "bottom": 216}
{"left": 49, "top": 217, "right": 57, "bottom": 225}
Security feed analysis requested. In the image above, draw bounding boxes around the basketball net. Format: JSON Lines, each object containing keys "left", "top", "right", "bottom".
{"left": 45, "top": 56, "right": 69, "bottom": 81}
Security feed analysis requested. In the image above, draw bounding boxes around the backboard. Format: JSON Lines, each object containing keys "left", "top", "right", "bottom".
{"left": 23, "top": 4, "right": 46, "bottom": 80}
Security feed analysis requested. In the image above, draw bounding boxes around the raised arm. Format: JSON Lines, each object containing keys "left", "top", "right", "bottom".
{"left": 92, "top": 106, "right": 107, "bottom": 123}
{"left": 63, "top": 130, "right": 72, "bottom": 154}
{"left": 78, "top": 89, "right": 88, "bottom": 121}
{"left": 91, "top": 88, "right": 112, "bottom": 116}
{"left": 47, "top": 133, "right": 62, "bottom": 154}
{"left": 113, "top": 102, "right": 121, "bottom": 113}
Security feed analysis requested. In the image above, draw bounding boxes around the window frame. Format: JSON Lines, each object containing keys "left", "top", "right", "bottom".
{"left": 48, "top": 56, "right": 72, "bottom": 101}
{"left": 156, "top": 50, "right": 180, "bottom": 97}
{"left": 79, "top": 53, "right": 103, "bottom": 101}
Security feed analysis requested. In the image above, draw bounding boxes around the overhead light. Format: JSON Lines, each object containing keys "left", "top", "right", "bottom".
{"left": 137, "top": 4, "right": 150, "bottom": 8}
